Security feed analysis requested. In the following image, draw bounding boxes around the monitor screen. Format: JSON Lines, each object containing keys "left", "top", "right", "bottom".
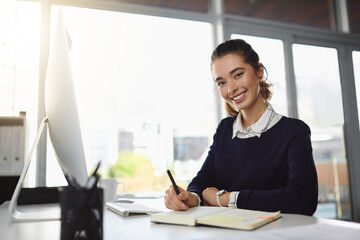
{"left": 8, "top": 10, "right": 89, "bottom": 222}
{"left": 45, "top": 11, "right": 88, "bottom": 186}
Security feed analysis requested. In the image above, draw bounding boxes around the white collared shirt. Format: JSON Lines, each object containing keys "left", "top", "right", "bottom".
{"left": 232, "top": 105, "right": 282, "bottom": 139}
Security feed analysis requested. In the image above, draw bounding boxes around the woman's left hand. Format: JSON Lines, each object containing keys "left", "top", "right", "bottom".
{"left": 202, "top": 187, "right": 220, "bottom": 206}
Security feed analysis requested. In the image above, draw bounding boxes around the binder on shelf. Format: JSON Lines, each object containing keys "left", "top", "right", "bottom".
{"left": 10, "top": 126, "right": 25, "bottom": 175}
{"left": 0, "top": 115, "right": 26, "bottom": 176}
{"left": 0, "top": 126, "right": 12, "bottom": 175}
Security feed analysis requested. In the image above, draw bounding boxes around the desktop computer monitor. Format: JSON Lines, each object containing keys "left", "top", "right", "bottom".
{"left": 45, "top": 10, "right": 88, "bottom": 187}
{"left": 8, "top": 10, "right": 88, "bottom": 222}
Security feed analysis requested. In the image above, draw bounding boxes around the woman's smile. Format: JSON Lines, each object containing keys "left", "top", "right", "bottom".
{"left": 231, "top": 91, "right": 246, "bottom": 104}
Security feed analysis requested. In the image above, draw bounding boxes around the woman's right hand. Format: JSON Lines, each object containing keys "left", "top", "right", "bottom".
{"left": 164, "top": 185, "right": 199, "bottom": 211}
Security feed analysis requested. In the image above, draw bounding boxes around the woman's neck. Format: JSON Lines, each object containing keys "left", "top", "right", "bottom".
{"left": 240, "top": 98, "right": 268, "bottom": 129}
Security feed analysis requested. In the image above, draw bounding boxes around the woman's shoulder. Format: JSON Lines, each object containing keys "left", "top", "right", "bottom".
{"left": 278, "top": 116, "right": 311, "bottom": 134}
{"left": 220, "top": 116, "right": 236, "bottom": 124}
{"left": 217, "top": 116, "right": 236, "bottom": 129}
{"left": 280, "top": 116, "right": 310, "bottom": 127}
{"left": 213, "top": 116, "right": 236, "bottom": 136}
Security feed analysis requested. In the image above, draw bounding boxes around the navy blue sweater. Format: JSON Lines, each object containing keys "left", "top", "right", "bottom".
{"left": 187, "top": 116, "right": 318, "bottom": 216}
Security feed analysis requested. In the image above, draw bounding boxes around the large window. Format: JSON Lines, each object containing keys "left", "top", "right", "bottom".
{"left": 46, "top": 6, "right": 216, "bottom": 192}
{"left": 0, "top": 1, "right": 41, "bottom": 186}
{"left": 0, "top": 1, "right": 40, "bottom": 121}
{"left": 293, "top": 44, "right": 351, "bottom": 220}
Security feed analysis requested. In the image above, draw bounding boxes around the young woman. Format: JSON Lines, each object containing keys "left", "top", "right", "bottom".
{"left": 165, "top": 39, "right": 318, "bottom": 216}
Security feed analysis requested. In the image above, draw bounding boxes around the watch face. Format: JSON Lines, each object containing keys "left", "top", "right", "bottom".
{"left": 216, "top": 190, "right": 225, "bottom": 196}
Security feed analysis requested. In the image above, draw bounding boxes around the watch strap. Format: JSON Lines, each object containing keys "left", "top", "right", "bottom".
{"left": 216, "top": 190, "right": 226, "bottom": 207}
{"left": 189, "top": 192, "right": 201, "bottom": 206}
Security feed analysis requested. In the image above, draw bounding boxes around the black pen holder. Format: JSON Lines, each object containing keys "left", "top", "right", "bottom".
{"left": 60, "top": 186, "right": 103, "bottom": 240}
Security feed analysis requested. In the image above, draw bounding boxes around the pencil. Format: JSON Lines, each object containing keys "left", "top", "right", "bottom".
{"left": 167, "top": 170, "right": 180, "bottom": 195}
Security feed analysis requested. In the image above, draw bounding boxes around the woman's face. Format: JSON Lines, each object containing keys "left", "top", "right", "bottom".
{"left": 212, "top": 53, "right": 262, "bottom": 112}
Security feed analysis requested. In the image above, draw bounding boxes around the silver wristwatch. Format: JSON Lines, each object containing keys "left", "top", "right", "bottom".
{"left": 216, "top": 189, "right": 226, "bottom": 207}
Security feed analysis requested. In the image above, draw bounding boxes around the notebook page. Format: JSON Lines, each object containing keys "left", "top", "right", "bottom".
{"left": 161, "top": 206, "right": 226, "bottom": 219}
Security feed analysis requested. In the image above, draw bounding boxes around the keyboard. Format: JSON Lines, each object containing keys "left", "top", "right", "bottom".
{"left": 106, "top": 201, "right": 163, "bottom": 217}
{"left": 117, "top": 191, "right": 165, "bottom": 199}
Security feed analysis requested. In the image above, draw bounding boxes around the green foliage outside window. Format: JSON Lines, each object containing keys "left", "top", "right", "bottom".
{"left": 107, "top": 151, "right": 154, "bottom": 179}
{"left": 106, "top": 151, "right": 187, "bottom": 193}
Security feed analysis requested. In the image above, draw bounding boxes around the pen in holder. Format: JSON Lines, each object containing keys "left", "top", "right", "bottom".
{"left": 60, "top": 175, "right": 103, "bottom": 240}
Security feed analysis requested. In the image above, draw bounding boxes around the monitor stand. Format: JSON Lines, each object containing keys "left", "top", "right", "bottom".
{"left": 8, "top": 117, "right": 61, "bottom": 222}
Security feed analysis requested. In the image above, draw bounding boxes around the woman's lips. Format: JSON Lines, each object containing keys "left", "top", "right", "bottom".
{"left": 232, "top": 91, "right": 246, "bottom": 104}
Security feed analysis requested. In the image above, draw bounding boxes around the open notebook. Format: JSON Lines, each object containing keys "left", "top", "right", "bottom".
{"left": 150, "top": 206, "right": 281, "bottom": 230}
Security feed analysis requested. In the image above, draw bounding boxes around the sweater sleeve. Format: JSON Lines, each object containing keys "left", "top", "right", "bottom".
{"left": 186, "top": 141, "right": 217, "bottom": 205}
{"left": 236, "top": 123, "right": 318, "bottom": 215}
{"left": 186, "top": 119, "right": 225, "bottom": 205}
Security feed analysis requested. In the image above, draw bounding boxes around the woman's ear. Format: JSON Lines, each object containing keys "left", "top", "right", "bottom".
{"left": 258, "top": 63, "right": 264, "bottom": 79}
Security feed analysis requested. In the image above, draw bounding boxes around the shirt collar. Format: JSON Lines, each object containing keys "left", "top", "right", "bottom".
{"left": 232, "top": 105, "right": 275, "bottom": 139}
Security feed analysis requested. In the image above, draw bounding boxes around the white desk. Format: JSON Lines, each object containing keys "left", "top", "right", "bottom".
{"left": 1, "top": 199, "right": 360, "bottom": 240}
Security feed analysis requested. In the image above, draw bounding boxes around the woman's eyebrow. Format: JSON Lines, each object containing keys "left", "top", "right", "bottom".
{"left": 229, "top": 67, "right": 245, "bottom": 75}
{"left": 214, "top": 67, "right": 245, "bottom": 82}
